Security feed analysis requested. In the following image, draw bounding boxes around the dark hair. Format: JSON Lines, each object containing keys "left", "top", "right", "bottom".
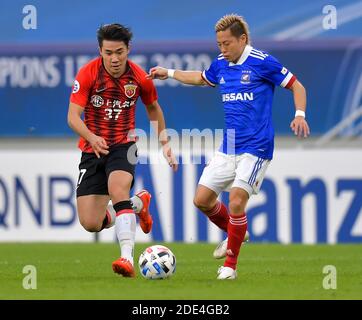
{"left": 97, "top": 23, "right": 133, "bottom": 48}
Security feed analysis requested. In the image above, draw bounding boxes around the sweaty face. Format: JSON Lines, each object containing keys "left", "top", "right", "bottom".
{"left": 216, "top": 29, "right": 246, "bottom": 63}
{"left": 99, "top": 40, "right": 129, "bottom": 77}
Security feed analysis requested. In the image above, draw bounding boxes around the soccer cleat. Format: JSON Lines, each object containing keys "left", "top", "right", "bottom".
{"left": 135, "top": 190, "right": 153, "bottom": 234}
{"left": 217, "top": 266, "right": 237, "bottom": 280}
{"left": 112, "top": 257, "right": 135, "bottom": 277}
{"left": 213, "top": 231, "right": 249, "bottom": 259}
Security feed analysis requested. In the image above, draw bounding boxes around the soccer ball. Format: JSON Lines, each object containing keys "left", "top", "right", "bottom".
{"left": 138, "top": 245, "right": 176, "bottom": 279}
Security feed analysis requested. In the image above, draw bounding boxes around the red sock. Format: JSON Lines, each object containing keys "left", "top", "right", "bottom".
{"left": 224, "top": 213, "right": 247, "bottom": 270}
{"left": 205, "top": 201, "right": 229, "bottom": 232}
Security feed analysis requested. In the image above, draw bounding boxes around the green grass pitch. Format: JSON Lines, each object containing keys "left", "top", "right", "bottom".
{"left": 0, "top": 243, "right": 361, "bottom": 300}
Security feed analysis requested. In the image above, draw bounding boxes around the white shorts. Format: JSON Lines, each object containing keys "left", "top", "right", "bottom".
{"left": 198, "top": 152, "right": 270, "bottom": 197}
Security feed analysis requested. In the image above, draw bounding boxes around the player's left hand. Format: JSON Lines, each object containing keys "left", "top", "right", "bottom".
{"left": 290, "top": 116, "right": 310, "bottom": 138}
{"left": 162, "top": 144, "right": 178, "bottom": 172}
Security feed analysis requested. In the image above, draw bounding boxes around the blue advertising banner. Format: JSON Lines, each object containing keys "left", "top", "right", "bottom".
{"left": 0, "top": 149, "right": 361, "bottom": 243}
{"left": 1, "top": 39, "right": 361, "bottom": 137}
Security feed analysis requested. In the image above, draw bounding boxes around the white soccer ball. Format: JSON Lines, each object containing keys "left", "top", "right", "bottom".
{"left": 138, "top": 245, "right": 176, "bottom": 279}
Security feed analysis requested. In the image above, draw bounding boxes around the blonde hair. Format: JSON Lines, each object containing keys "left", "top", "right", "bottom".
{"left": 215, "top": 14, "right": 250, "bottom": 44}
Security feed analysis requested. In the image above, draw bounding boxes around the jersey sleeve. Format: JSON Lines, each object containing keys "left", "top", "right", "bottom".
{"left": 201, "top": 58, "right": 219, "bottom": 87}
{"left": 69, "top": 65, "right": 94, "bottom": 107}
{"left": 260, "top": 55, "right": 296, "bottom": 89}
{"left": 140, "top": 78, "right": 158, "bottom": 106}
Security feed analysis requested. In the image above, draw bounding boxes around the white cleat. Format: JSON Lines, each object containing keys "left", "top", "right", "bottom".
{"left": 213, "top": 238, "right": 227, "bottom": 259}
{"left": 213, "top": 231, "right": 249, "bottom": 259}
{"left": 217, "top": 266, "right": 237, "bottom": 280}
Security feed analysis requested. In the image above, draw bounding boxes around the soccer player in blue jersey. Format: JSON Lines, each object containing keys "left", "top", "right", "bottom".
{"left": 147, "top": 14, "right": 310, "bottom": 279}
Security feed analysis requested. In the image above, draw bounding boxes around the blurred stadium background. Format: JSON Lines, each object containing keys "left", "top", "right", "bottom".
{"left": 1, "top": 1, "right": 362, "bottom": 246}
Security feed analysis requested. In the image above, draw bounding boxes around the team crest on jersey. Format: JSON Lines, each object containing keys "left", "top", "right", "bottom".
{"left": 241, "top": 71, "right": 251, "bottom": 84}
{"left": 90, "top": 95, "right": 104, "bottom": 108}
{"left": 124, "top": 84, "right": 138, "bottom": 98}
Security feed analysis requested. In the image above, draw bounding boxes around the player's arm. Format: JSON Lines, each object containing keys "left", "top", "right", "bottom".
{"left": 288, "top": 80, "right": 310, "bottom": 138}
{"left": 145, "top": 100, "right": 178, "bottom": 171}
{"left": 67, "top": 102, "right": 109, "bottom": 158}
{"left": 147, "top": 66, "right": 207, "bottom": 86}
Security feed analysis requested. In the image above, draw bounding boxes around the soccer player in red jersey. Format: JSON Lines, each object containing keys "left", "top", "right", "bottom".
{"left": 68, "top": 24, "right": 178, "bottom": 277}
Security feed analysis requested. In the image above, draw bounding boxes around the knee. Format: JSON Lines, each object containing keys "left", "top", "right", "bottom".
{"left": 228, "top": 198, "right": 245, "bottom": 214}
{"left": 193, "top": 196, "right": 213, "bottom": 212}
{"left": 109, "top": 188, "right": 129, "bottom": 204}
{"left": 79, "top": 218, "right": 101, "bottom": 232}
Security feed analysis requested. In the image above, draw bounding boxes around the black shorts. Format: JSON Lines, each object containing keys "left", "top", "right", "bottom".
{"left": 76, "top": 142, "right": 138, "bottom": 197}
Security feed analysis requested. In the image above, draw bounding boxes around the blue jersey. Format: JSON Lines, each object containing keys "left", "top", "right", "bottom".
{"left": 202, "top": 45, "right": 296, "bottom": 160}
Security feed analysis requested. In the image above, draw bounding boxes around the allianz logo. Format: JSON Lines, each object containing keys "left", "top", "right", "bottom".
{"left": 222, "top": 92, "right": 254, "bottom": 102}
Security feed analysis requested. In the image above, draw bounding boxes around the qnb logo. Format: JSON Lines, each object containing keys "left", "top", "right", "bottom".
{"left": 222, "top": 92, "right": 254, "bottom": 102}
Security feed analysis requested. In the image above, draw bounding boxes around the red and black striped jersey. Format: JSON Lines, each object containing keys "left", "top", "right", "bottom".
{"left": 70, "top": 57, "right": 157, "bottom": 153}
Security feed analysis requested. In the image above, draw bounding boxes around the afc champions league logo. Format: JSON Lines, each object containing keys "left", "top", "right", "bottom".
{"left": 72, "top": 80, "right": 80, "bottom": 93}
{"left": 124, "top": 83, "right": 138, "bottom": 99}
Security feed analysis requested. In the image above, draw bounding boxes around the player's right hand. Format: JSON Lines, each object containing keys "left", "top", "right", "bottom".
{"left": 89, "top": 134, "right": 109, "bottom": 158}
{"left": 147, "top": 66, "right": 168, "bottom": 80}
{"left": 162, "top": 144, "right": 178, "bottom": 172}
